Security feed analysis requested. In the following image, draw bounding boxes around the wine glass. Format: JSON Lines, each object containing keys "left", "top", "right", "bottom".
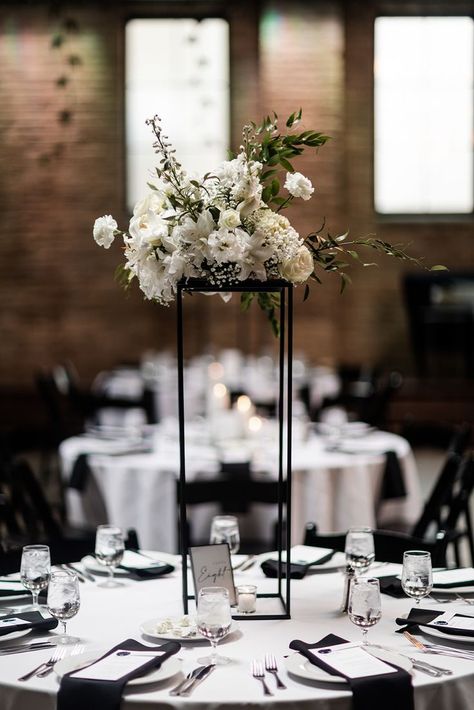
{"left": 210, "top": 516, "right": 240, "bottom": 555}
{"left": 345, "top": 527, "right": 375, "bottom": 574}
{"left": 95, "top": 525, "right": 125, "bottom": 587}
{"left": 20, "top": 545, "right": 51, "bottom": 610}
{"left": 47, "top": 569, "right": 80, "bottom": 644}
{"left": 401, "top": 550, "right": 433, "bottom": 606}
{"left": 348, "top": 576, "right": 382, "bottom": 645}
{"left": 196, "top": 586, "right": 232, "bottom": 665}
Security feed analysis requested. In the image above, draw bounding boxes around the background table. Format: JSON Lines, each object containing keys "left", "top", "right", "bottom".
{"left": 0, "top": 558, "right": 473, "bottom": 709}
{"left": 60, "top": 426, "right": 421, "bottom": 552}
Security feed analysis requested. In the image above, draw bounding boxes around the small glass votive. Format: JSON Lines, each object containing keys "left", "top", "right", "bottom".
{"left": 236, "top": 584, "right": 257, "bottom": 614}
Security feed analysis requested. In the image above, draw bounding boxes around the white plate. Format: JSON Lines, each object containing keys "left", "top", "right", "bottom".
{"left": 141, "top": 617, "right": 237, "bottom": 643}
{"left": 0, "top": 629, "right": 31, "bottom": 643}
{"left": 55, "top": 651, "right": 181, "bottom": 686}
{"left": 433, "top": 586, "right": 474, "bottom": 595}
{"left": 81, "top": 551, "right": 177, "bottom": 576}
{"left": 421, "top": 626, "right": 474, "bottom": 644}
{"left": 285, "top": 647, "right": 411, "bottom": 685}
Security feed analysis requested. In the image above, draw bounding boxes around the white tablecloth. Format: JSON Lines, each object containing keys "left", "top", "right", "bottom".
{"left": 0, "top": 559, "right": 473, "bottom": 709}
{"left": 59, "top": 427, "right": 421, "bottom": 553}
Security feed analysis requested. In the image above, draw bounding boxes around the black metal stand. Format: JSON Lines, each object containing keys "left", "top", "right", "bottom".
{"left": 177, "top": 279, "right": 293, "bottom": 620}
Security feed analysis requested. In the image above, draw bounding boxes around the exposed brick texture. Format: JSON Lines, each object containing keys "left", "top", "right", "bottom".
{"left": 0, "top": 0, "right": 473, "bottom": 393}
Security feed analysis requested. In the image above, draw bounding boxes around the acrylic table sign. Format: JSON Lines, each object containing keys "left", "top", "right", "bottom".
{"left": 189, "top": 544, "right": 236, "bottom": 605}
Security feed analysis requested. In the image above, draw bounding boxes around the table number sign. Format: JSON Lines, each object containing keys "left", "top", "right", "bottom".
{"left": 189, "top": 544, "right": 236, "bottom": 605}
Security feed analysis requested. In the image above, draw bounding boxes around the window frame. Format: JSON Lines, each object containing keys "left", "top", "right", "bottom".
{"left": 373, "top": 10, "right": 474, "bottom": 223}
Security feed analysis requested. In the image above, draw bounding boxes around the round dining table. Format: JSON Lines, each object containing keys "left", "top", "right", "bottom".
{"left": 59, "top": 422, "right": 421, "bottom": 552}
{"left": 0, "top": 556, "right": 473, "bottom": 710}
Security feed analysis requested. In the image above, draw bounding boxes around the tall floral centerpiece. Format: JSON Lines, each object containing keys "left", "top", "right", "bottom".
{"left": 94, "top": 109, "right": 441, "bottom": 334}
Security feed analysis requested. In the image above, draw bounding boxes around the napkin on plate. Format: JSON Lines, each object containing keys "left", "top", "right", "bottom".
{"left": 377, "top": 575, "right": 405, "bottom": 598}
{"left": 261, "top": 547, "right": 335, "bottom": 579}
{"left": 0, "top": 611, "right": 58, "bottom": 637}
{"left": 395, "top": 608, "right": 474, "bottom": 637}
{"left": 289, "top": 634, "right": 414, "bottom": 710}
{"left": 117, "top": 551, "right": 175, "bottom": 580}
{"left": 57, "top": 639, "right": 180, "bottom": 710}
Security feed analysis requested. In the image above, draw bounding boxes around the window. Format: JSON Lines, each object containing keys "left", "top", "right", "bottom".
{"left": 125, "top": 18, "right": 230, "bottom": 212}
{"left": 374, "top": 16, "right": 474, "bottom": 215}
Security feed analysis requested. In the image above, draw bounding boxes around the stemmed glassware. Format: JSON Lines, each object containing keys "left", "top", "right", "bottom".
{"left": 401, "top": 550, "right": 433, "bottom": 606}
{"left": 348, "top": 577, "right": 382, "bottom": 645}
{"left": 210, "top": 516, "right": 240, "bottom": 555}
{"left": 20, "top": 545, "right": 51, "bottom": 610}
{"left": 95, "top": 525, "right": 125, "bottom": 587}
{"left": 345, "top": 527, "right": 375, "bottom": 575}
{"left": 196, "top": 586, "right": 232, "bottom": 665}
{"left": 47, "top": 569, "right": 80, "bottom": 644}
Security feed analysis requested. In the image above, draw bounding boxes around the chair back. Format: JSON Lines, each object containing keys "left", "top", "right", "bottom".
{"left": 411, "top": 451, "right": 462, "bottom": 539}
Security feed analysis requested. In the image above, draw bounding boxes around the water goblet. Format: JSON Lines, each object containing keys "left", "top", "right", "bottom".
{"left": 345, "top": 527, "right": 375, "bottom": 575}
{"left": 196, "top": 586, "right": 232, "bottom": 665}
{"left": 95, "top": 525, "right": 125, "bottom": 588}
{"left": 348, "top": 576, "right": 382, "bottom": 645}
{"left": 401, "top": 550, "right": 433, "bottom": 606}
{"left": 20, "top": 545, "right": 51, "bottom": 610}
{"left": 210, "top": 516, "right": 240, "bottom": 555}
{"left": 47, "top": 569, "right": 80, "bottom": 644}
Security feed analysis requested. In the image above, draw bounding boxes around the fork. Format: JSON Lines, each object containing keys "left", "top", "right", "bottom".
{"left": 18, "top": 646, "right": 66, "bottom": 682}
{"left": 36, "top": 644, "right": 84, "bottom": 677}
{"left": 251, "top": 660, "right": 273, "bottom": 696}
{"left": 264, "top": 653, "right": 286, "bottom": 689}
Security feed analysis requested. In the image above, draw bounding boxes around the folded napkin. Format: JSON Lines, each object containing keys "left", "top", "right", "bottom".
{"left": 289, "top": 634, "right": 414, "bottom": 710}
{"left": 57, "top": 639, "right": 180, "bottom": 710}
{"left": 380, "top": 451, "right": 406, "bottom": 500}
{"left": 68, "top": 453, "right": 91, "bottom": 491}
{"left": 0, "top": 611, "right": 58, "bottom": 637}
{"left": 378, "top": 575, "right": 405, "bottom": 598}
{"left": 395, "top": 608, "right": 474, "bottom": 637}
{"left": 118, "top": 562, "right": 175, "bottom": 580}
{"left": 261, "top": 548, "right": 335, "bottom": 579}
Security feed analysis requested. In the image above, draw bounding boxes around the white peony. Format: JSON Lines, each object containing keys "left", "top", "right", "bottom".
{"left": 93, "top": 215, "right": 117, "bottom": 248}
{"left": 284, "top": 172, "right": 314, "bottom": 201}
{"left": 279, "top": 245, "right": 314, "bottom": 283}
{"left": 218, "top": 208, "right": 241, "bottom": 230}
{"left": 128, "top": 211, "right": 169, "bottom": 249}
{"left": 133, "top": 191, "right": 168, "bottom": 217}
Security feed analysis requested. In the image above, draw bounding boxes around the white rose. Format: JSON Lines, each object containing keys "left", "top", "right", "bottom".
{"left": 284, "top": 172, "right": 314, "bottom": 201}
{"left": 279, "top": 245, "right": 313, "bottom": 283}
{"left": 218, "top": 208, "right": 241, "bottom": 230}
{"left": 133, "top": 191, "right": 167, "bottom": 217}
{"left": 93, "top": 215, "right": 117, "bottom": 248}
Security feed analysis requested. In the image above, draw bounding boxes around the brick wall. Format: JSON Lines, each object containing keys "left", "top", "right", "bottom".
{"left": 0, "top": 0, "right": 473, "bottom": 394}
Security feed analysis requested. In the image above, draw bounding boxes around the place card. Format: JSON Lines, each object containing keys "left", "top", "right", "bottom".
{"left": 0, "top": 617, "right": 25, "bottom": 627}
{"left": 189, "top": 544, "right": 236, "bottom": 605}
{"left": 311, "top": 642, "right": 397, "bottom": 679}
{"left": 433, "top": 569, "right": 474, "bottom": 587}
{"left": 71, "top": 649, "right": 167, "bottom": 681}
{"left": 428, "top": 611, "right": 474, "bottom": 631}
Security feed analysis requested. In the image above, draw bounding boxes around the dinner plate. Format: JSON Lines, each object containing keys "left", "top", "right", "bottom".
{"left": 0, "top": 628, "right": 31, "bottom": 643}
{"left": 140, "top": 617, "right": 237, "bottom": 643}
{"left": 55, "top": 651, "right": 181, "bottom": 686}
{"left": 420, "top": 626, "right": 474, "bottom": 644}
{"left": 81, "top": 551, "right": 177, "bottom": 576}
{"left": 285, "top": 647, "right": 411, "bottom": 685}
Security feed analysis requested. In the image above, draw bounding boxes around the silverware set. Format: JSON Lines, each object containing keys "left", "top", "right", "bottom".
{"left": 169, "top": 664, "right": 215, "bottom": 696}
{"left": 251, "top": 655, "right": 287, "bottom": 695}
{"left": 404, "top": 630, "right": 474, "bottom": 661}
{"left": 366, "top": 644, "right": 453, "bottom": 677}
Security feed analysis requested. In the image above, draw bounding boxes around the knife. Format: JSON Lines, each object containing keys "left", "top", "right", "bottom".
{"left": 169, "top": 665, "right": 206, "bottom": 696}
{"left": 65, "top": 563, "right": 96, "bottom": 583}
{"left": 0, "top": 642, "right": 55, "bottom": 655}
{"left": 178, "top": 664, "right": 215, "bottom": 696}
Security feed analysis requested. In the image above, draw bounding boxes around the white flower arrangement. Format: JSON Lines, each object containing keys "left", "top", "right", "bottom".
{"left": 94, "top": 109, "right": 443, "bottom": 334}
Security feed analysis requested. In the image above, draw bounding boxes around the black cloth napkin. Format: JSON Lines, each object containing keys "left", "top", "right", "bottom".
{"left": 0, "top": 587, "right": 30, "bottom": 598}
{"left": 0, "top": 610, "right": 58, "bottom": 637}
{"left": 380, "top": 450, "right": 406, "bottom": 500}
{"left": 57, "top": 638, "right": 180, "bottom": 710}
{"left": 378, "top": 575, "right": 405, "bottom": 598}
{"left": 289, "top": 634, "right": 414, "bottom": 710}
{"left": 395, "top": 607, "right": 474, "bottom": 637}
{"left": 118, "top": 561, "right": 175, "bottom": 580}
{"left": 261, "top": 550, "right": 335, "bottom": 579}
{"left": 68, "top": 453, "right": 91, "bottom": 491}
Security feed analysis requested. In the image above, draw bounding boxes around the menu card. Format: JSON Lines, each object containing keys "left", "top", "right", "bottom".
{"left": 309, "top": 642, "right": 397, "bottom": 679}
{"left": 71, "top": 649, "right": 167, "bottom": 681}
{"left": 428, "top": 611, "right": 474, "bottom": 631}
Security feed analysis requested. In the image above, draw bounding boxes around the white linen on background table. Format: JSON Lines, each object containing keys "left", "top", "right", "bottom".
{"left": 0, "top": 561, "right": 473, "bottom": 710}
{"left": 59, "top": 429, "right": 421, "bottom": 552}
